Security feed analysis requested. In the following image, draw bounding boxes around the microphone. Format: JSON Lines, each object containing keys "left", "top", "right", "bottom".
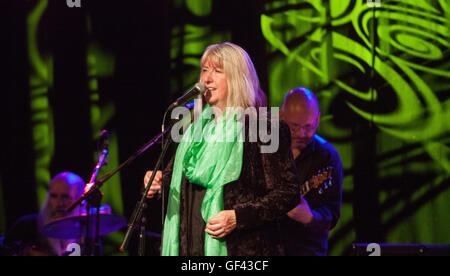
{"left": 98, "top": 130, "right": 109, "bottom": 166}
{"left": 169, "top": 82, "right": 206, "bottom": 109}
{"left": 99, "top": 129, "right": 109, "bottom": 151}
{"left": 82, "top": 130, "right": 110, "bottom": 197}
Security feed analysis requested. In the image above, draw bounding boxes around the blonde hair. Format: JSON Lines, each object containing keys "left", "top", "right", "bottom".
{"left": 200, "top": 42, "right": 265, "bottom": 109}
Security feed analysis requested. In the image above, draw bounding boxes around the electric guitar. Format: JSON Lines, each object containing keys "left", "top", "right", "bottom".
{"left": 300, "top": 166, "right": 334, "bottom": 197}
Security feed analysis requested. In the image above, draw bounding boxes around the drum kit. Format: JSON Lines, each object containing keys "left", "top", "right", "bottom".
{"left": 40, "top": 206, "right": 161, "bottom": 256}
{"left": 41, "top": 205, "right": 128, "bottom": 256}
{"left": 2, "top": 129, "right": 166, "bottom": 256}
{"left": 37, "top": 129, "right": 165, "bottom": 256}
{"left": 1, "top": 206, "right": 161, "bottom": 256}
{"left": 42, "top": 206, "right": 127, "bottom": 240}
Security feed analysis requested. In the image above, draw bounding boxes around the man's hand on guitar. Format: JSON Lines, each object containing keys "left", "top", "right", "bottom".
{"left": 287, "top": 197, "right": 314, "bottom": 224}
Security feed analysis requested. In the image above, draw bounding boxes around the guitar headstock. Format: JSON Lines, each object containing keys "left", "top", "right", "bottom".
{"left": 308, "top": 166, "right": 334, "bottom": 195}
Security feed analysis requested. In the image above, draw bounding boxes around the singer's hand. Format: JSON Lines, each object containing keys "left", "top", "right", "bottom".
{"left": 143, "top": 170, "right": 162, "bottom": 199}
{"left": 205, "top": 210, "right": 236, "bottom": 239}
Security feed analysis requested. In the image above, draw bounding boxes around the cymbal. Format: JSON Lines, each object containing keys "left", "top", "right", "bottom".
{"left": 42, "top": 212, "right": 127, "bottom": 239}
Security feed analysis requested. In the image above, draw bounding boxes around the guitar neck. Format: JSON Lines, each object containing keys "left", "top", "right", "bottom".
{"left": 299, "top": 167, "right": 333, "bottom": 197}
{"left": 300, "top": 181, "right": 311, "bottom": 197}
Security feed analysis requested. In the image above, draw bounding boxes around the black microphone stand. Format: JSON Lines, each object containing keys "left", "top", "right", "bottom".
{"left": 120, "top": 95, "right": 201, "bottom": 255}
{"left": 119, "top": 136, "right": 172, "bottom": 255}
{"left": 120, "top": 106, "right": 175, "bottom": 255}
{"left": 66, "top": 125, "right": 173, "bottom": 255}
{"left": 68, "top": 89, "right": 202, "bottom": 256}
{"left": 83, "top": 147, "right": 108, "bottom": 256}
{"left": 71, "top": 130, "right": 109, "bottom": 256}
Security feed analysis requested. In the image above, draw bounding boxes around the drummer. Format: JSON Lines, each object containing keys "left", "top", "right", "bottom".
{"left": 4, "top": 172, "right": 85, "bottom": 256}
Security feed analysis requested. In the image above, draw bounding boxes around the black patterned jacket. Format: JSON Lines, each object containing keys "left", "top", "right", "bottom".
{"left": 161, "top": 118, "right": 300, "bottom": 256}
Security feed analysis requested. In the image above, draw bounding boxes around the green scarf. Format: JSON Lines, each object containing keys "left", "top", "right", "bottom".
{"left": 162, "top": 104, "right": 244, "bottom": 256}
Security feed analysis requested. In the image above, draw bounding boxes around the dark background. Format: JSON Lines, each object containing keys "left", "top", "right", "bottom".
{"left": 1, "top": 0, "right": 449, "bottom": 256}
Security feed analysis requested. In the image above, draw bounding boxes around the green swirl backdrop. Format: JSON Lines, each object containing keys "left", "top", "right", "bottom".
{"left": 1, "top": 0, "right": 449, "bottom": 255}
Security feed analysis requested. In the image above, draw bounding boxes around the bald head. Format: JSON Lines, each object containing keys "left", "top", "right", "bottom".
{"left": 281, "top": 87, "right": 320, "bottom": 155}
{"left": 281, "top": 87, "right": 319, "bottom": 116}
{"left": 50, "top": 172, "right": 84, "bottom": 194}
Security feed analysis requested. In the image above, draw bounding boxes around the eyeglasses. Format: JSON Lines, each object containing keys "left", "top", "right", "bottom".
{"left": 286, "top": 122, "right": 318, "bottom": 133}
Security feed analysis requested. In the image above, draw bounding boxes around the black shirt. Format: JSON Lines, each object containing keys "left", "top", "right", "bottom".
{"left": 280, "top": 135, "right": 343, "bottom": 256}
{"left": 184, "top": 180, "right": 207, "bottom": 256}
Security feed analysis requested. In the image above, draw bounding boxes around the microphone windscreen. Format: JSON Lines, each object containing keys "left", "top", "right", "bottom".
{"left": 195, "top": 82, "right": 206, "bottom": 94}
